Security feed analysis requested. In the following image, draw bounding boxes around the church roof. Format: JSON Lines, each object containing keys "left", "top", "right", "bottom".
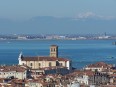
{"left": 21, "top": 56, "right": 70, "bottom": 61}
{"left": 51, "top": 45, "right": 58, "bottom": 47}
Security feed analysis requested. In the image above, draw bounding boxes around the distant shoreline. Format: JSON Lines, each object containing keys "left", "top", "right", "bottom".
{"left": 0, "top": 38, "right": 116, "bottom": 40}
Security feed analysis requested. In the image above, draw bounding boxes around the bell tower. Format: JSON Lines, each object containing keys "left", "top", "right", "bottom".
{"left": 50, "top": 45, "right": 58, "bottom": 58}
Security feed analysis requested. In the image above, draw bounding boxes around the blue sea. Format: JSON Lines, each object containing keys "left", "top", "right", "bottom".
{"left": 0, "top": 39, "right": 116, "bottom": 69}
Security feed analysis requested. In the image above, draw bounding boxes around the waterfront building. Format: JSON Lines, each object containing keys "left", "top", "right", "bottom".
{"left": 84, "top": 62, "right": 113, "bottom": 72}
{"left": 18, "top": 45, "right": 72, "bottom": 76}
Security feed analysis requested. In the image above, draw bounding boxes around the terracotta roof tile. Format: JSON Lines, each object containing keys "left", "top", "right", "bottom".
{"left": 0, "top": 65, "right": 26, "bottom": 72}
{"left": 21, "top": 56, "right": 69, "bottom": 61}
{"left": 67, "top": 70, "right": 94, "bottom": 77}
{"left": 87, "top": 62, "right": 112, "bottom": 68}
{"left": 51, "top": 45, "right": 58, "bottom": 47}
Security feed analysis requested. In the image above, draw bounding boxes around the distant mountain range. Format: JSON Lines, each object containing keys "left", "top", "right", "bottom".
{"left": 0, "top": 16, "right": 116, "bottom": 34}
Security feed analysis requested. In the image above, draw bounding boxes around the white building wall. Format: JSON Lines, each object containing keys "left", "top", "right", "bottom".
{"left": 15, "top": 71, "right": 27, "bottom": 79}
{"left": 28, "top": 82, "right": 43, "bottom": 87}
{"left": 66, "top": 61, "right": 72, "bottom": 70}
{"left": 75, "top": 75, "right": 89, "bottom": 85}
{"left": 85, "top": 67, "right": 103, "bottom": 72}
{"left": 0, "top": 71, "right": 27, "bottom": 79}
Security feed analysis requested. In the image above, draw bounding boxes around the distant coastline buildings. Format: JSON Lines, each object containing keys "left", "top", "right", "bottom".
{"left": 0, "top": 33, "right": 116, "bottom": 40}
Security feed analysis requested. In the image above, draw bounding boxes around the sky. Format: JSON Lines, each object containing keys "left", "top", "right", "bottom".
{"left": 0, "top": 0, "right": 116, "bottom": 34}
{"left": 0, "top": 0, "right": 116, "bottom": 19}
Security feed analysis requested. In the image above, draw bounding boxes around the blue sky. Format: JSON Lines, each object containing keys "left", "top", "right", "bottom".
{"left": 0, "top": 0, "right": 116, "bottom": 20}
{"left": 0, "top": 0, "right": 116, "bottom": 34}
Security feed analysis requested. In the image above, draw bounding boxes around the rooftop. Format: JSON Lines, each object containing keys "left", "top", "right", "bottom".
{"left": 0, "top": 65, "right": 26, "bottom": 72}
{"left": 86, "top": 62, "right": 112, "bottom": 68}
{"left": 51, "top": 45, "right": 58, "bottom": 47}
{"left": 21, "top": 56, "right": 70, "bottom": 61}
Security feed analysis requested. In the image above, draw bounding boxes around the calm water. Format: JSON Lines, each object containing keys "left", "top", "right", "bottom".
{"left": 0, "top": 40, "right": 116, "bottom": 69}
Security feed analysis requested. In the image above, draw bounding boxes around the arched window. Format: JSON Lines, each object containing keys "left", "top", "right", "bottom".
{"left": 39, "top": 63, "right": 41, "bottom": 67}
{"left": 51, "top": 48, "right": 53, "bottom": 52}
{"left": 30, "top": 63, "right": 33, "bottom": 66}
{"left": 49, "top": 62, "right": 52, "bottom": 67}
{"left": 54, "top": 48, "right": 56, "bottom": 51}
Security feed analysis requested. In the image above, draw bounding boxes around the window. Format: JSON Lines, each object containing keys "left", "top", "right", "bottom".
{"left": 36, "top": 72, "right": 39, "bottom": 75}
{"left": 49, "top": 62, "right": 52, "bottom": 67}
{"left": 39, "top": 63, "right": 41, "bottom": 67}
{"left": 54, "top": 48, "right": 56, "bottom": 51}
{"left": 51, "top": 48, "right": 56, "bottom": 52}
{"left": 30, "top": 63, "right": 33, "bottom": 66}
{"left": 51, "top": 48, "right": 53, "bottom": 52}
{"left": 60, "top": 63, "right": 62, "bottom": 66}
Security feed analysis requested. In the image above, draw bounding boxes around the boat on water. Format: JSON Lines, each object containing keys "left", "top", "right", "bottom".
{"left": 107, "top": 56, "right": 114, "bottom": 59}
{"left": 110, "top": 56, "right": 114, "bottom": 59}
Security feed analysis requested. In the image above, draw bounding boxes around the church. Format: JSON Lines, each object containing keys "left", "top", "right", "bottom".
{"left": 18, "top": 45, "right": 72, "bottom": 75}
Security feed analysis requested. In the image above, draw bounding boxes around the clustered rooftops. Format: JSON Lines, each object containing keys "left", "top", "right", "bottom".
{"left": 69, "top": 70, "right": 95, "bottom": 77}
{"left": 86, "top": 62, "right": 112, "bottom": 68}
{"left": 21, "top": 56, "right": 70, "bottom": 61}
{"left": 0, "top": 65, "right": 26, "bottom": 72}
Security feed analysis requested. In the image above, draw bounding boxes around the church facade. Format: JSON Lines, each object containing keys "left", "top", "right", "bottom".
{"left": 18, "top": 45, "right": 72, "bottom": 73}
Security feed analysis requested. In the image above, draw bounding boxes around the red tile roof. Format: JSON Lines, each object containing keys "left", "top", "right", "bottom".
{"left": 51, "top": 45, "right": 58, "bottom": 47}
{"left": 67, "top": 70, "right": 94, "bottom": 77}
{"left": 87, "top": 62, "right": 112, "bottom": 68}
{"left": 21, "top": 56, "right": 70, "bottom": 61}
{"left": 0, "top": 65, "right": 26, "bottom": 72}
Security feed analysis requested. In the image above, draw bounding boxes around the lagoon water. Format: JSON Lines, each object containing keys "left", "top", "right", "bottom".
{"left": 0, "top": 40, "right": 116, "bottom": 69}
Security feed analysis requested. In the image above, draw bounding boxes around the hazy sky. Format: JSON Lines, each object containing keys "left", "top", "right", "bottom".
{"left": 0, "top": 0, "right": 116, "bottom": 20}
{"left": 0, "top": 0, "right": 116, "bottom": 34}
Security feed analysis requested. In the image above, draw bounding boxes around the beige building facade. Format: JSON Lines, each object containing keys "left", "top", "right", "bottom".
{"left": 0, "top": 65, "right": 27, "bottom": 79}
{"left": 18, "top": 45, "right": 72, "bottom": 72}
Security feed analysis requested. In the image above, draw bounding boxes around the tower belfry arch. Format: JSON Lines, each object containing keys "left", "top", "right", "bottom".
{"left": 50, "top": 45, "right": 58, "bottom": 58}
